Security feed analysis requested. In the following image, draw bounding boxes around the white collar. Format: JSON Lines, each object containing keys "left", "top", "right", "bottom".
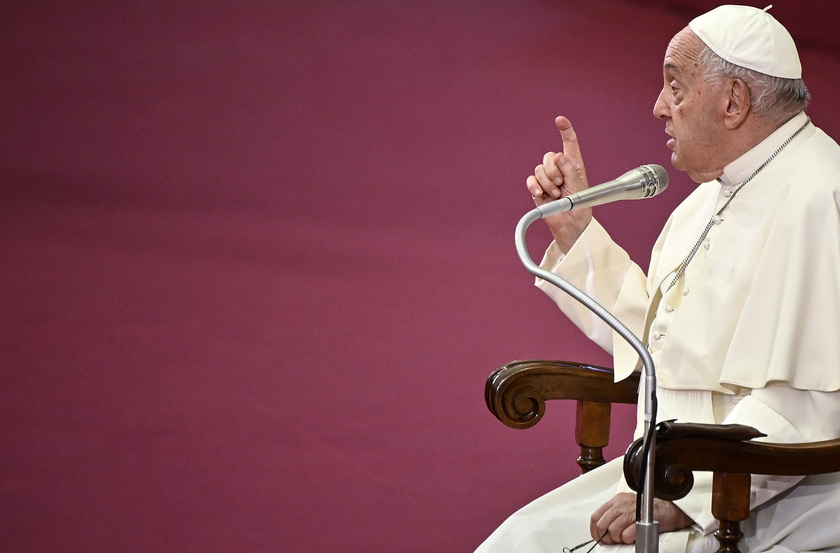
{"left": 717, "top": 111, "right": 811, "bottom": 188}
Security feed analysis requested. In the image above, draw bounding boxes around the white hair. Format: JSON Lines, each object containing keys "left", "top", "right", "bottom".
{"left": 698, "top": 46, "right": 810, "bottom": 121}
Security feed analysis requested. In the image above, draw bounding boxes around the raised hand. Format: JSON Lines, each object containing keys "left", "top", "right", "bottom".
{"left": 526, "top": 116, "right": 593, "bottom": 252}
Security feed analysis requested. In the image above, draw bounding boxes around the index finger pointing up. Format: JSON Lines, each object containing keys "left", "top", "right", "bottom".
{"left": 555, "top": 116, "right": 584, "bottom": 168}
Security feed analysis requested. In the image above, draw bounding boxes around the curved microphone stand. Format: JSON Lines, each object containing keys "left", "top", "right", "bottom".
{"left": 515, "top": 208, "right": 659, "bottom": 553}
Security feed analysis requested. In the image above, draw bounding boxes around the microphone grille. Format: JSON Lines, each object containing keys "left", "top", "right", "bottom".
{"left": 641, "top": 164, "right": 669, "bottom": 197}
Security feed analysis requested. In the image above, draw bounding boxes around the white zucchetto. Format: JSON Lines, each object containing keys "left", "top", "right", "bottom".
{"left": 688, "top": 5, "right": 802, "bottom": 79}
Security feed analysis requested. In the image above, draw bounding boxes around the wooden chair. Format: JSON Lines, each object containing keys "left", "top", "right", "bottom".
{"left": 485, "top": 359, "right": 840, "bottom": 553}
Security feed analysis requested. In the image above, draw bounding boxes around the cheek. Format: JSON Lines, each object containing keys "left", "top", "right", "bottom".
{"left": 671, "top": 107, "right": 694, "bottom": 143}
{"left": 673, "top": 105, "right": 706, "bottom": 143}
{"left": 672, "top": 100, "right": 693, "bottom": 124}
{"left": 671, "top": 109, "right": 706, "bottom": 160}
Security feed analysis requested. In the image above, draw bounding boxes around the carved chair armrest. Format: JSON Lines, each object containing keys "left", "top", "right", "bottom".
{"left": 486, "top": 360, "right": 640, "bottom": 472}
{"left": 623, "top": 421, "right": 840, "bottom": 553}
{"left": 625, "top": 422, "right": 840, "bottom": 500}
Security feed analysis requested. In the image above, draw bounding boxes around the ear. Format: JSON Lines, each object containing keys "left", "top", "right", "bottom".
{"left": 723, "top": 78, "right": 751, "bottom": 129}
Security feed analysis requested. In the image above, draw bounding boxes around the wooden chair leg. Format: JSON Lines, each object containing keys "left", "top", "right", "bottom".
{"left": 711, "top": 473, "right": 750, "bottom": 553}
{"left": 575, "top": 401, "right": 611, "bottom": 473}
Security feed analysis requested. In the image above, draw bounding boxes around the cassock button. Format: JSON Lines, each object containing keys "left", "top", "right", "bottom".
{"left": 665, "top": 304, "right": 674, "bottom": 312}
{"left": 712, "top": 215, "right": 722, "bottom": 225}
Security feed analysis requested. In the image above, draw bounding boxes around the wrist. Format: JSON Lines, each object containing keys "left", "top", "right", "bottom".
{"left": 548, "top": 212, "right": 592, "bottom": 253}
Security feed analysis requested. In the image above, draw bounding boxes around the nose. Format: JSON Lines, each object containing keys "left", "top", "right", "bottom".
{"left": 653, "top": 87, "right": 669, "bottom": 119}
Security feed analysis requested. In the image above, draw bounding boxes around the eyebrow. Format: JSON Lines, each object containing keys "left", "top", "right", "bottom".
{"left": 664, "top": 61, "right": 681, "bottom": 73}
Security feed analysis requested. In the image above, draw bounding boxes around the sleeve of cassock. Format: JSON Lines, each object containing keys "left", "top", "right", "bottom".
{"left": 534, "top": 218, "right": 649, "bottom": 356}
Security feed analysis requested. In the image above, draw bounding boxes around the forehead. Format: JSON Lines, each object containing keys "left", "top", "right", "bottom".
{"left": 663, "top": 28, "right": 705, "bottom": 77}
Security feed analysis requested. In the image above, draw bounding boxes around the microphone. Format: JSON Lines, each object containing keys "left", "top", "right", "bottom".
{"left": 537, "top": 164, "right": 669, "bottom": 218}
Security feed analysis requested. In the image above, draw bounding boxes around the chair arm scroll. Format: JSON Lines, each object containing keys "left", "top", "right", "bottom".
{"left": 624, "top": 421, "right": 840, "bottom": 501}
{"left": 486, "top": 360, "right": 640, "bottom": 473}
{"left": 485, "top": 359, "right": 639, "bottom": 429}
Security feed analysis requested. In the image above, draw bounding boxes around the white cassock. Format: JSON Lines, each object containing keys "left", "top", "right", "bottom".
{"left": 477, "top": 112, "right": 840, "bottom": 553}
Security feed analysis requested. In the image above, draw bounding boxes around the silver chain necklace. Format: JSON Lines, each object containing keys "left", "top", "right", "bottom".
{"left": 666, "top": 117, "right": 811, "bottom": 292}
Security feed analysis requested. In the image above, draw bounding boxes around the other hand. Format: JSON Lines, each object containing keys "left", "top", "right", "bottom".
{"left": 590, "top": 492, "right": 693, "bottom": 545}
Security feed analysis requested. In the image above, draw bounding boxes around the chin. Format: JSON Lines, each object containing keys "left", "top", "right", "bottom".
{"left": 669, "top": 152, "right": 683, "bottom": 171}
{"left": 670, "top": 156, "right": 705, "bottom": 183}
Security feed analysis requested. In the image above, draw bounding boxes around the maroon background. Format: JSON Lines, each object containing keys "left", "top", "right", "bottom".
{"left": 3, "top": 1, "right": 839, "bottom": 551}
